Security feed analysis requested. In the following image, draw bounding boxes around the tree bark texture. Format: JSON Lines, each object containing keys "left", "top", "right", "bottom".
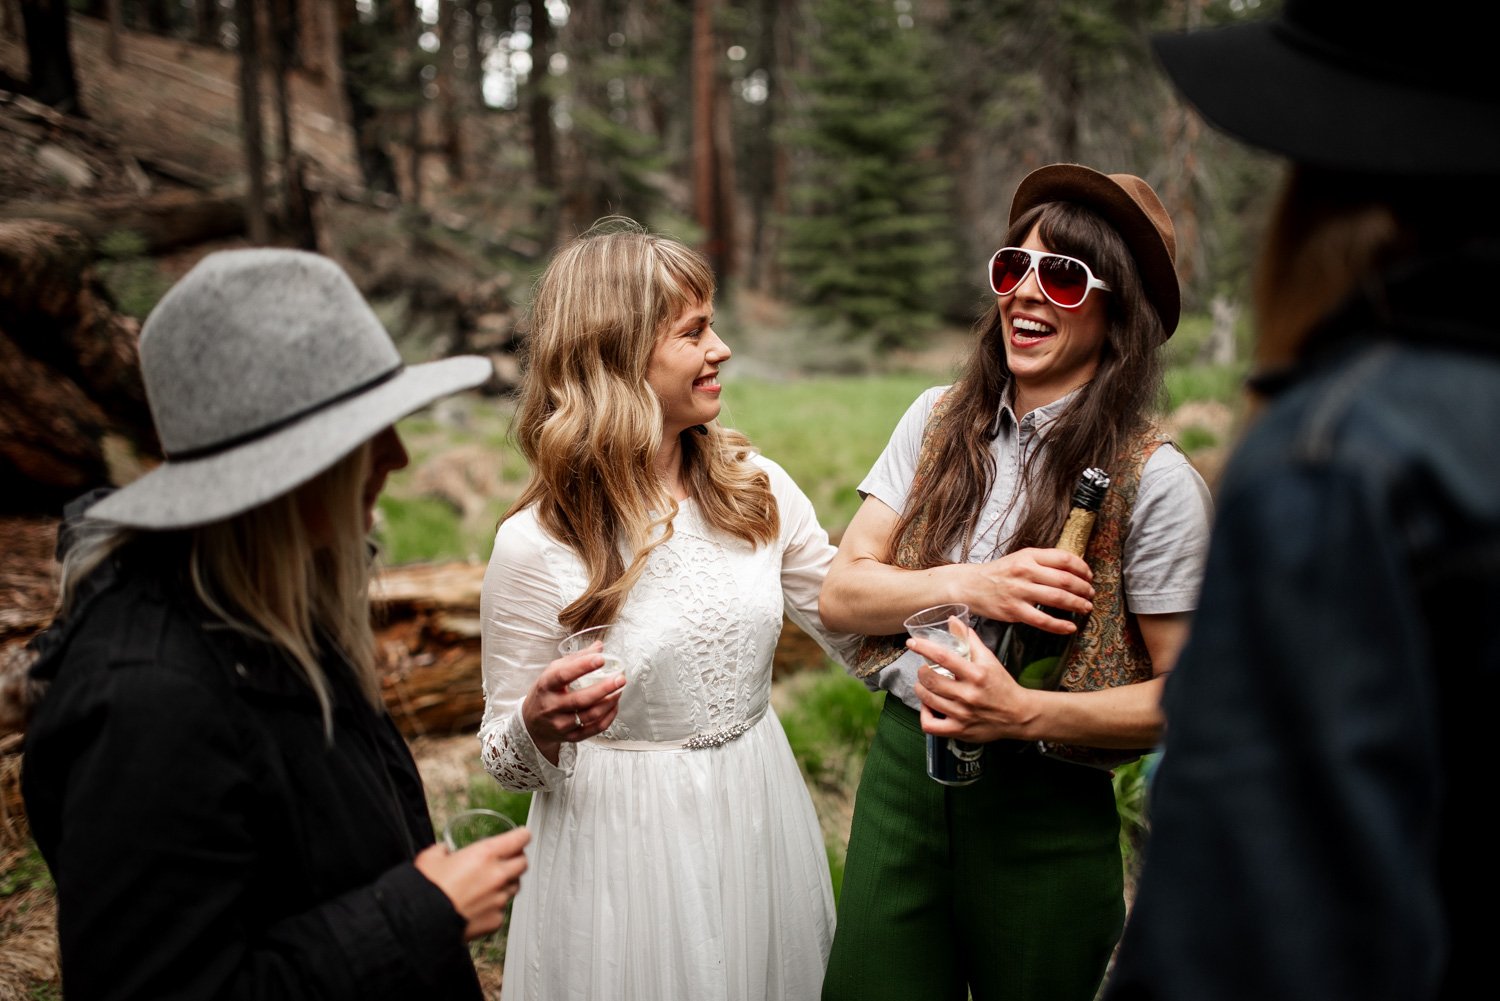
{"left": 235, "top": 0, "right": 272, "bottom": 244}
{"left": 104, "top": 0, "right": 123, "bottom": 65}
{"left": 195, "top": 0, "right": 223, "bottom": 45}
{"left": 0, "top": 220, "right": 158, "bottom": 512}
{"left": 0, "top": 190, "right": 249, "bottom": 253}
{"left": 692, "top": 0, "right": 723, "bottom": 276}
{"left": 435, "top": 0, "right": 464, "bottom": 183}
{"left": 522, "top": 0, "right": 558, "bottom": 244}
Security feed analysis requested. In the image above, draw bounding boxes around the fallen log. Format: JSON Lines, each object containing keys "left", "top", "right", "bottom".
{"left": 372, "top": 561, "right": 488, "bottom": 738}
{"left": 0, "top": 189, "right": 246, "bottom": 255}
{"left": 0, "top": 220, "right": 159, "bottom": 513}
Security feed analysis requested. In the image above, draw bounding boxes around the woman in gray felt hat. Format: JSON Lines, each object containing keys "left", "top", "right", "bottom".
{"left": 13, "top": 249, "right": 526, "bottom": 999}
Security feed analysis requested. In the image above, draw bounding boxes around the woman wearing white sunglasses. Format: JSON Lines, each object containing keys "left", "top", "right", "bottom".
{"left": 819, "top": 164, "right": 1213, "bottom": 1001}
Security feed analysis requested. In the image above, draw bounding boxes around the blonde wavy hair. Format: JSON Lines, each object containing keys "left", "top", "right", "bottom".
{"left": 509, "top": 218, "right": 778, "bottom": 632}
{"left": 56, "top": 444, "right": 379, "bottom": 736}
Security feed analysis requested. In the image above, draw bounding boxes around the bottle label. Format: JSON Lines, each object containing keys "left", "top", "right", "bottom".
{"left": 926, "top": 733, "right": 983, "bottom": 785}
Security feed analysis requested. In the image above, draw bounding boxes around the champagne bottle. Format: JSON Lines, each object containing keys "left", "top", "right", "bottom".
{"left": 995, "top": 467, "right": 1110, "bottom": 691}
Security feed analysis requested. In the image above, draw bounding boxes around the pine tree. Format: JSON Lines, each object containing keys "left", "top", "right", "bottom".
{"left": 781, "top": 0, "right": 957, "bottom": 349}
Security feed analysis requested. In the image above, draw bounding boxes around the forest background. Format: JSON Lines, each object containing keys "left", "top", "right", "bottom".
{"left": 1, "top": 0, "right": 1277, "bottom": 996}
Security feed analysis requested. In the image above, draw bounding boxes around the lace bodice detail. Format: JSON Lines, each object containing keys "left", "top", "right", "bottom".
{"left": 478, "top": 455, "right": 858, "bottom": 791}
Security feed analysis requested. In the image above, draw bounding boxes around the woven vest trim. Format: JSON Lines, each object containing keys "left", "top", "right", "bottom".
{"left": 846, "top": 390, "right": 1171, "bottom": 769}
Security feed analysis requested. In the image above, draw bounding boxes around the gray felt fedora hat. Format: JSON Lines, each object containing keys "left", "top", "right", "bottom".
{"left": 86, "top": 248, "right": 492, "bottom": 529}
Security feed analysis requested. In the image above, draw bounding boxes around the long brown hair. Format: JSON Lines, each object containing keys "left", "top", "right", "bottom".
{"left": 1249, "top": 165, "right": 1500, "bottom": 403}
{"left": 1251, "top": 167, "right": 1403, "bottom": 379}
{"left": 508, "top": 218, "right": 777, "bottom": 632}
{"left": 894, "top": 201, "right": 1167, "bottom": 566}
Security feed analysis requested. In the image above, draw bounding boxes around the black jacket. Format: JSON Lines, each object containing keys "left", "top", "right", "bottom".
{"left": 21, "top": 525, "right": 482, "bottom": 1000}
{"left": 1105, "top": 240, "right": 1500, "bottom": 999}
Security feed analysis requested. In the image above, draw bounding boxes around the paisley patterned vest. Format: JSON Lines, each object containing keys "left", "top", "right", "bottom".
{"left": 849, "top": 390, "right": 1171, "bottom": 769}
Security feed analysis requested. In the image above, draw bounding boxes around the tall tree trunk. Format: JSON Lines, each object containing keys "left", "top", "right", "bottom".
{"left": 105, "top": 0, "right": 123, "bottom": 64}
{"left": 457, "top": 0, "right": 484, "bottom": 112}
{"left": 389, "top": 0, "right": 423, "bottom": 205}
{"left": 1160, "top": 0, "right": 1205, "bottom": 292}
{"left": 236, "top": 0, "right": 272, "bottom": 244}
{"left": 435, "top": 0, "right": 464, "bottom": 183}
{"left": 141, "top": 0, "right": 173, "bottom": 32}
{"left": 195, "top": 0, "right": 222, "bottom": 45}
{"left": 268, "top": 0, "right": 295, "bottom": 170}
{"left": 745, "top": 0, "right": 778, "bottom": 290}
{"left": 296, "top": 0, "right": 335, "bottom": 82}
{"left": 18, "top": 0, "right": 82, "bottom": 114}
{"left": 712, "top": 67, "right": 736, "bottom": 287}
{"left": 338, "top": 0, "right": 398, "bottom": 195}
{"left": 692, "top": 0, "right": 730, "bottom": 280}
{"left": 526, "top": 0, "right": 557, "bottom": 206}
{"left": 267, "top": 0, "right": 316, "bottom": 246}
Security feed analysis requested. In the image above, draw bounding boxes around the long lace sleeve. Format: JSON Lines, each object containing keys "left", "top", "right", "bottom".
{"left": 757, "top": 456, "right": 863, "bottom": 669}
{"left": 477, "top": 512, "right": 578, "bottom": 791}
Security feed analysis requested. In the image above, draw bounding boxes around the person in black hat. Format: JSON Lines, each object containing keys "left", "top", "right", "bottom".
{"left": 819, "top": 165, "right": 1213, "bottom": 1001}
{"left": 11, "top": 249, "right": 535, "bottom": 999}
{"left": 1104, "top": 2, "right": 1500, "bottom": 999}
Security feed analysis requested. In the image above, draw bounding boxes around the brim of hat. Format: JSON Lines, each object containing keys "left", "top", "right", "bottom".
{"left": 86, "top": 355, "right": 493, "bottom": 530}
{"left": 1010, "top": 164, "right": 1180, "bottom": 338}
{"left": 1153, "top": 22, "right": 1500, "bottom": 175}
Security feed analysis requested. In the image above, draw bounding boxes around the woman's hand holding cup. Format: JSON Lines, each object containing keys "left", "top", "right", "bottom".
{"left": 521, "top": 643, "right": 626, "bottom": 764}
{"left": 908, "top": 618, "right": 1035, "bottom": 744}
{"left": 415, "top": 817, "right": 530, "bottom": 941}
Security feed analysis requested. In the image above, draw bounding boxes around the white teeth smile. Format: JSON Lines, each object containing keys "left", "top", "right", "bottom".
{"left": 1012, "top": 318, "right": 1053, "bottom": 335}
{"left": 694, "top": 376, "right": 719, "bottom": 388}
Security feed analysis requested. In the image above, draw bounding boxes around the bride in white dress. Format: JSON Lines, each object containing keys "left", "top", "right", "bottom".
{"left": 478, "top": 219, "right": 857, "bottom": 1001}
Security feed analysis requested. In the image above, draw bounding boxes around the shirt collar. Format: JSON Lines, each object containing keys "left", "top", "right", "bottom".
{"left": 991, "top": 383, "right": 1083, "bottom": 438}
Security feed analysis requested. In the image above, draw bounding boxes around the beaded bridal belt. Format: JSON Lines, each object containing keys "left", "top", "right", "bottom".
{"left": 590, "top": 703, "right": 769, "bottom": 753}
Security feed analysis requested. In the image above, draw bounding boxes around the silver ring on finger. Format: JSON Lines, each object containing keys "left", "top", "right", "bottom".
{"left": 574, "top": 712, "right": 583, "bottom": 730}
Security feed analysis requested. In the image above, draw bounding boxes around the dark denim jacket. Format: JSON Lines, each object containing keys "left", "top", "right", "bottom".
{"left": 1106, "top": 240, "right": 1500, "bottom": 1001}
{"left": 22, "top": 516, "right": 480, "bottom": 1001}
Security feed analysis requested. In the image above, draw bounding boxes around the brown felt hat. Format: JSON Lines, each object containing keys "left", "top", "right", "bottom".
{"left": 1009, "top": 163, "right": 1180, "bottom": 339}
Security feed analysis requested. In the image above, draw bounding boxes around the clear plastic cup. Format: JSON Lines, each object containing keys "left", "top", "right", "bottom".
{"left": 442, "top": 808, "right": 518, "bottom": 851}
{"left": 902, "top": 602, "right": 972, "bottom": 663}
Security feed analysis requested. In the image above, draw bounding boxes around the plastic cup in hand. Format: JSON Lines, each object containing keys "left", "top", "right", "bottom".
{"left": 904, "top": 602, "right": 983, "bottom": 787}
{"left": 557, "top": 624, "right": 613, "bottom": 656}
{"left": 566, "top": 652, "right": 626, "bottom": 691}
{"left": 443, "top": 808, "right": 518, "bottom": 852}
{"left": 903, "top": 602, "right": 972, "bottom": 661}
{"left": 443, "top": 809, "right": 522, "bottom": 942}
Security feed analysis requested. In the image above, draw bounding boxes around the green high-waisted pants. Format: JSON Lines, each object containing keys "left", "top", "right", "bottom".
{"left": 821, "top": 697, "right": 1124, "bottom": 1001}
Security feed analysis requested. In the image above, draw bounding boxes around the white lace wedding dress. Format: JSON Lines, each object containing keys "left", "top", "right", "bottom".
{"left": 478, "top": 455, "right": 857, "bottom": 1001}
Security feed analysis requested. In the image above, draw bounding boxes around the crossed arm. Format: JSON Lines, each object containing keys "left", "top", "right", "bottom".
{"left": 820, "top": 494, "right": 1187, "bottom": 749}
